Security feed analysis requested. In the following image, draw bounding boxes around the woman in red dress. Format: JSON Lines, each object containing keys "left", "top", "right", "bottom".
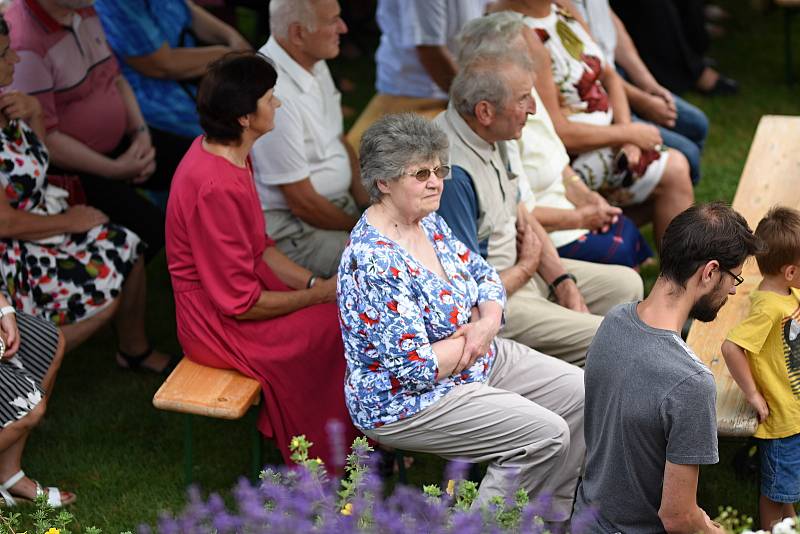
{"left": 165, "top": 52, "right": 359, "bottom": 468}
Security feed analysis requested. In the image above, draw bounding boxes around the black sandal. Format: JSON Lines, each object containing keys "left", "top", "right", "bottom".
{"left": 116, "top": 345, "right": 181, "bottom": 376}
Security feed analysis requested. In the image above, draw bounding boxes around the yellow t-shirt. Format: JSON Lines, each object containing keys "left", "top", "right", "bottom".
{"left": 726, "top": 287, "right": 800, "bottom": 439}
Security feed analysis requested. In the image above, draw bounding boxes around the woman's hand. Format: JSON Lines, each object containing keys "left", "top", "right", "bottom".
{"left": 638, "top": 93, "right": 677, "bottom": 128}
{"left": 0, "top": 313, "right": 20, "bottom": 360}
{"left": 450, "top": 315, "right": 499, "bottom": 374}
{"left": 311, "top": 276, "right": 338, "bottom": 304}
{"left": 0, "top": 91, "right": 42, "bottom": 123}
{"left": 621, "top": 143, "right": 642, "bottom": 169}
{"left": 576, "top": 203, "right": 621, "bottom": 233}
{"left": 63, "top": 205, "right": 109, "bottom": 233}
{"left": 624, "top": 122, "right": 662, "bottom": 151}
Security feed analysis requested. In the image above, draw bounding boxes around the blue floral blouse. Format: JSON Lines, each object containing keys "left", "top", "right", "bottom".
{"left": 337, "top": 212, "right": 506, "bottom": 430}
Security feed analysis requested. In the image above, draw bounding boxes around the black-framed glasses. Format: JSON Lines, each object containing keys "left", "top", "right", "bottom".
{"left": 720, "top": 267, "right": 744, "bottom": 286}
{"left": 404, "top": 165, "right": 451, "bottom": 182}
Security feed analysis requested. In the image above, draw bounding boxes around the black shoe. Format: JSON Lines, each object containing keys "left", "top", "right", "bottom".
{"left": 699, "top": 74, "right": 739, "bottom": 96}
{"left": 116, "top": 346, "right": 181, "bottom": 376}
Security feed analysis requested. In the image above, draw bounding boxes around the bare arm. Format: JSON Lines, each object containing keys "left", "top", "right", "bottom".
{"left": 279, "top": 179, "right": 359, "bottom": 231}
{"left": 343, "top": 135, "right": 370, "bottom": 208}
{"left": 416, "top": 45, "right": 457, "bottom": 94}
{"left": 187, "top": 0, "right": 251, "bottom": 50}
{"left": 533, "top": 205, "right": 583, "bottom": 232}
{"left": 603, "top": 65, "right": 632, "bottom": 125}
{"left": 0, "top": 189, "right": 108, "bottom": 241}
{"left": 116, "top": 76, "right": 148, "bottom": 134}
{"left": 721, "top": 340, "right": 770, "bottom": 421}
{"left": 124, "top": 41, "right": 231, "bottom": 80}
{"left": 45, "top": 130, "right": 152, "bottom": 180}
{"left": 261, "top": 244, "right": 314, "bottom": 289}
{"left": 658, "top": 462, "right": 725, "bottom": 534}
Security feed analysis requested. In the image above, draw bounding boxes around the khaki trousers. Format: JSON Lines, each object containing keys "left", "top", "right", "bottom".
{"left": 364, "top": 337, "right": 585, "bottom": 520}
{"left": 503, "top": 258, "right": 643, "bottom": 366}
{"left": 264, "top": 196, "right": 358, "bottom": 278}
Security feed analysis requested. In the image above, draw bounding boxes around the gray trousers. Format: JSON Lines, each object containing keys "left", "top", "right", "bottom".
{"left": 503, "top": 258, "right": 644, "bottom": 366}
{"left": 264, "top": 195, "right": 359, "bottom": 278}
{"left": 364, "top": 337, "right": 585, "bottom": 520}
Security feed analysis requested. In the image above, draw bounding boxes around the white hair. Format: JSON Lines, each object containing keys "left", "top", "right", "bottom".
{"left": 450, "top": 51, "right": 533, "bottom": 117}
{"left": 269, "top": 0, "right": 319, "bottom": 40}
{"left": 456, "top": 11, "right": 527, "bottom": 66}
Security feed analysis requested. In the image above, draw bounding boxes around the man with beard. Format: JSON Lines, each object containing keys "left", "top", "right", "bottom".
{"left": 573, "top": 202, "right": 763, "bottom": 534}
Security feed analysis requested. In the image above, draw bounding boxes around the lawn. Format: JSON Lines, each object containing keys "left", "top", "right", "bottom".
{"left": 17, "top": 1, "right": 800, "bottom": 531}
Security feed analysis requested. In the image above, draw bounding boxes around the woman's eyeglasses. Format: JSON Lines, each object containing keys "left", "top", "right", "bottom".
{"left": 404, "top": 165, "right": 451, "bottom": 182}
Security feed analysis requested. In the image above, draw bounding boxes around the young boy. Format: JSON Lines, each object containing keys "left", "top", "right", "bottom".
{"left": 722, "top": 206, "right": 800, "bottom": 530}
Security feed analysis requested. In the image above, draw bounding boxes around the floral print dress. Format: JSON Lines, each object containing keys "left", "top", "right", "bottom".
{"left": 338, "top": 212, "right": 506, "bottom": 430}
{"left": 525, "top": 4, "right": 669, "bottom": 206}
{"left": 0, "top": 120, "right": 142, "bottom": 325}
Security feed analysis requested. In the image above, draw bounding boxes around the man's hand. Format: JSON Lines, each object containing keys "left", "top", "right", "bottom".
{"left": 638, "top": 93, "right": 677, "bottom": 128}
{"left": 577, "top": 203, "right": 621, "bottom": 233}
{"left": 516, "top": 220, "right": 542, "bottom": 277}
{"left": 0, "top": 92, "right": 42, "bottom": 123}
{"left": 746, "top": 390, "right": 770, "bottom": 422}
{"left": 111, "top": 136, "right": 156, "bottom": 181}
{"left": 554, "top": 278, "right": 589, "bottom": 313}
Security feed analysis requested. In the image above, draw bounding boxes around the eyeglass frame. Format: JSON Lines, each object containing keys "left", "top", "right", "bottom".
{"left": 719, "top": 266, "right": 744, "bottom": 286}
{"left": 402, "top": 165, "right": 451, "bottom": 182}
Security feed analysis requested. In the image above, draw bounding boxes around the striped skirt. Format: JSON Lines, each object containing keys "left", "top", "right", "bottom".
{"left": 0, "top": 312, "right": 59, "bottom": 427}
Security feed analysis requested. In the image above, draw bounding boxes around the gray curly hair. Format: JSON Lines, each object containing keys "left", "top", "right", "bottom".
{"left": 359, "top": 113, "right": 450, "bottom": 203}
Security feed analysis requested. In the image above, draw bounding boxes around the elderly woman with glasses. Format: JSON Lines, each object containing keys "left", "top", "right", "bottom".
{"left": 337, "top": 113, "right": 585, "bottom": 519}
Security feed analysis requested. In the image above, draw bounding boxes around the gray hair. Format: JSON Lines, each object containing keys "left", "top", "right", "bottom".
{"left": 359, "top": 113, "right": 450, "bottom": 203}
{"left": 269, "top": 0, "right": 318, "bottom": 40}
{"left": 450, "top": 50, "right": 533, "bottom": 118}
{"left": 456, "top": 11, "right": 527, "bottom": 66}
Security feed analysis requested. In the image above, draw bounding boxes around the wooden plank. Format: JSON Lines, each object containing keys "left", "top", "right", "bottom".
{"left": 686, "top": 115, "right": 800, "bottom": 436}
{"left": 346, "top": 94, "right": 447, "bottom": 151}
{"left": 153, "top": 358, "right": 260, "bottom": 420}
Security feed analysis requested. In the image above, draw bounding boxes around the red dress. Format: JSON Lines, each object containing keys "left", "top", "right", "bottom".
{"left": 165, "top": 137, "right": 359, "bottom": 468}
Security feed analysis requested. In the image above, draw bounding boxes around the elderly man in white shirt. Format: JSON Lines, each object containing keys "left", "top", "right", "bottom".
{"left": 252, "top": 0, "right": 369, "bottom": 278}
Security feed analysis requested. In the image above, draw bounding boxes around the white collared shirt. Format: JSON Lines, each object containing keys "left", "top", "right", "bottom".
{"left": 374, "top": 0, "right": 488, "bottom": 99}
{"left": 251, "top": 37, "right": 352, "bottom": 211}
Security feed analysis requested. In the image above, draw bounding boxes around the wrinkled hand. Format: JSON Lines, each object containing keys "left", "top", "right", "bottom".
{"left": 0, "top": 313, "right": 20, "bottom": 360}
{"left": 63, "top": 205, "right": 109, "bottom": 233}
{"left": 112, "top": 135, "right": 156, "bottom": 181}
{"left": 746, "top": 390, "right": 769, "bottom": 422}
{"left": 313, "top": 276, "right": 338, "bottom": 303}
{"left": 0, "top": 91, "right": 42, "bottom": 123}
{"left": 516, "top": 220, "right": 542, "bottom": 277}
{"left": 626, "top": 122, "right": 662, "bottom": 151}
{"left": 639, "top": 93, "right": 677, "bottom": 128}
{"left": 577, "top": 203, "right": 621, "bottom": 233}
{"left": 554, "top": 278, "right": 589, "bottom": 313}
{"left": 450, "top": 316, "right": 498, "bottom": 374}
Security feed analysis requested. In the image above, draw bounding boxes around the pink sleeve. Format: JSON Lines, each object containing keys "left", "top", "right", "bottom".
{"left": 187, "top": 180, "right": 263, "bottom": 317}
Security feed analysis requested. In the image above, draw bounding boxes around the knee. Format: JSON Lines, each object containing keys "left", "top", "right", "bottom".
{"left": 658, "top": 151, "right": 693, "bottom": 197}
{"left": 533, "top": 417, "right": 571, "bottom": 462}
{"left": 50, "top": 330, "right": 66, "bottom": 373}
{"left": 18, "top": 398, "right": 47, "bottom": 431}
{"left": 604, "top": 264, "right": 644, "bottom": 302}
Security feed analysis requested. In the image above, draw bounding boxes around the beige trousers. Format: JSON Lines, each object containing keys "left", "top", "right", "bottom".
{"left": 364, "top": 337, "right": 585, "bottom": 520}
{"left": 264, "top": 196, "right": 358, "bottom": 278}
{"left": 503, "top": 258, "right": 643, "bottom": 366}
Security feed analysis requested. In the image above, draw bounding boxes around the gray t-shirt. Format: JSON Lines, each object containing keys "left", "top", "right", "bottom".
{"left": 573, "top": 302, "right": 718, "bottom": 534}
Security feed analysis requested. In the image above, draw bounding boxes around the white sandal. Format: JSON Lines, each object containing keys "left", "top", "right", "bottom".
{"left": 0, "top": 470, "right": 75, "bottom": 507}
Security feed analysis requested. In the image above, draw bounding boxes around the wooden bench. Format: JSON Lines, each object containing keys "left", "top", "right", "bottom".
{"left": 153, "top": 357, "right": 263, "bottom": 484}
{"left": 686, "top": 115, "right": 800, "bottom": 436}
{"left": 346, "top": 94, "right": 447, "bottom": 151}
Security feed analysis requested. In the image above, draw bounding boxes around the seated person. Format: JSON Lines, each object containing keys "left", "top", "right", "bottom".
{"left": 0, "top": 294, "right": 72, "bottom": 507}
{"left": 0, "top": 18, "right": 173, "bottom": 372}
{"left": 490, "top": 0, "right": 694, "bottom": 249}
{"left": 722, "top": 207, "right": 800, "bottom": 531}
{"left": 566, "top": 0, "right": 709, "bottom": 184}
{"left": 436, "top": 48, "right": 642, "bottom": 366}
{"left": 166, "top": 52, "right": 359, "bottom": 468}
{"left": 251, "top": 0, "right": 368, "bottom": 278}
{"left": 457, "top": 12, "right": 652, "bottom": 269}
{"left": 8, "top": 0, "right": 165, "bottom": 263}
{"left": 339, "top": 112, "right": 584, "bottom": 520}
{"left": 94, "top": 0, "right": 251, "bottom": 185}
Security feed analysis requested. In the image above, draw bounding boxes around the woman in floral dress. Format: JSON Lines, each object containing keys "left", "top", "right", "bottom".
{"left": 489, "top": 0, "right": 693, "bottom": 248}
{"left": 0, "top": 17, "right": 173, "bottom": 373}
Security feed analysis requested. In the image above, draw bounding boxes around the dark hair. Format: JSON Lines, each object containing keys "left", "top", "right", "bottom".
{"left": 196, "top": 52, "right": 278, "bottom": 144}
{"left": 754, "top": 206, "right": 800, "bottom": 275}
{"left": 0, "top": 14, "right": 9, "bottom": 36}
{"left": 660, "top": 202, "right": 764, "bottom": 288}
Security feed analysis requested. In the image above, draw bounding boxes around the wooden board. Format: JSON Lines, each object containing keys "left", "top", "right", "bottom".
{"left": 346, "top": 94, "right": 447, "bottom": 151}
{"left": 686, "top": 115, "right": 800, "bottom": 436}
{"left": 153, "top": 357, "right": 260, "bottom": 420}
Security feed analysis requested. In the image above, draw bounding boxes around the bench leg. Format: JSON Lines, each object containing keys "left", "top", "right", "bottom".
{"left": 250, "top": 408, "right": 263, "bottom": 481}
{"left": 184, "top": 415, "right": 194, "bottom": 486}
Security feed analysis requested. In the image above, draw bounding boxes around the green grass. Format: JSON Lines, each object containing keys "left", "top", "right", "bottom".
{"left": 15, "top": 1, "right": 800, "bottom": 531}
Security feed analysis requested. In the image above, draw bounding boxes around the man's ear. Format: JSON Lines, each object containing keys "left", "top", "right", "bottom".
{"left": 287, "top": 21, "right": 306, "bottom": 47}
{"left": 698, "top": 260, "right": 719, "bottom": 287}
{"left": 474, "top": 101, "right": 495, "bottom": 127}
{"left": 238, "top": 114, "right": 250, "bottom": 130}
